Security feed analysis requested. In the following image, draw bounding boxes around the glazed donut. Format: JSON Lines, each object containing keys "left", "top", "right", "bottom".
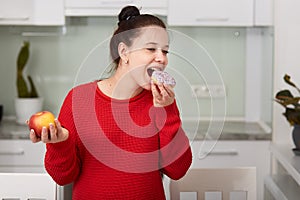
{"left": 151, "top": 70, "right": 176, "bottom": 87}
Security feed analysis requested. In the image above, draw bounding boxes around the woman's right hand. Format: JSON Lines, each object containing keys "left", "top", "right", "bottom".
{"left": 29, "top": 119, "right": 69, "bottom": 143}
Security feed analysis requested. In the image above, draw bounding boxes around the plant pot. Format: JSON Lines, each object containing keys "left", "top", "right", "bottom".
{"left": 292, "top": 125, "right": 300, "bottom": 151}
{"left": 15, "top": 98, "right": 43, "bottom": 124}
{"left": 0, "top": 104, "right": 3, "bottom": 123}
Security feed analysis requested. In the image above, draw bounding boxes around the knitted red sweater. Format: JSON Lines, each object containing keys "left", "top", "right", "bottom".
{"left": 45, "top": 82, "right": 192, "bottom": 200}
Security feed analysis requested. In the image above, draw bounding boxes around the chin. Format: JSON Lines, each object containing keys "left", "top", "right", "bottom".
{"left": 141, "top": 83, "right": 151, "bottom": 91}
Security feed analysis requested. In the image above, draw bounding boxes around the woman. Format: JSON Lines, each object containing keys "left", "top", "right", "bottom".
{"left": 30, "top": 5, "right": 192, "bottom": 200}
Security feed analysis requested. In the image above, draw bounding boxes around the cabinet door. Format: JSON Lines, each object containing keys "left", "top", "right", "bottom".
{"left": 0, "top": 0, "right": 64, "bottom": 25}
{"left": 0, "top": 0, "right": 33, "bottom": 25}
{"left": 254, "top": 0, "right": 273, "bottom": 26}
{"left": 32, "top": 0, "right": 65, "bottom": 25}
{"left": 0, "top": 140, "right": 45, "bottom": 167}
{"left": 138, "top": 0, "right": 168, "bottom": 15}
{"left": 191, "top": 140, "right": 270, "bottom": 200}
{"left": 65, "top": 0, "right": 136, "bottom": 16}
{"left": 168, "top": 0, "right": 254, "bottom": 26}
{"left": 65, "top": 0, "right": 167, "bottom": 16}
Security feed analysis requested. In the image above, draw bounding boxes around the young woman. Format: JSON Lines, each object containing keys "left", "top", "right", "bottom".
{"left": 29, "top": 5, "right": 192, "bottom": 200}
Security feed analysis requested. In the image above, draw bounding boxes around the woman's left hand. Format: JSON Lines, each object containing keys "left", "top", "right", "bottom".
{"left": 151, "top": 82, "right": 175, "bottom": 107}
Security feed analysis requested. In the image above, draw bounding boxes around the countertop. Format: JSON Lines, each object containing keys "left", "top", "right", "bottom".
{"left": 182, "top": 120, "right": 272, "bottom": 140}
{"left": 0, "top": 119, "right": 29, "bottom": 139}
{"left": 0, "top": 118, "right": 272, "bottom": 140}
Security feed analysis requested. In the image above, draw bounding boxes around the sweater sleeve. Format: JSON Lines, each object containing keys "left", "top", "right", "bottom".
{"left": 155, "top": 101, "right": 192, "bottom": 180}
{"left": 44, "top": 90, "right": 81, "bottom": 186}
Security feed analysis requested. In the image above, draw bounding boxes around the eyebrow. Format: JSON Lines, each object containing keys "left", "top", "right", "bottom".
{"left": 145, "top": 42, "right": 169, "bottom": 48}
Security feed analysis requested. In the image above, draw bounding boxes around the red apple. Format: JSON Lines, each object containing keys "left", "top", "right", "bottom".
{"left": 28, "top": 111, "right": 56, "bottom": 137}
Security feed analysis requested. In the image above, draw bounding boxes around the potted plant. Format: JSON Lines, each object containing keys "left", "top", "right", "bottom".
{"left": 275, "top": 74, "right": 300, "bottom": 150}
{"left": 15, "top": 41, "right": 43, "bottom": 124}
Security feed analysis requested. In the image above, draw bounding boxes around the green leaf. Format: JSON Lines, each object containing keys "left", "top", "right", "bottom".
{"left": 284, "top": 74, "right": 300, "bottom": 93}
{"left": 276, "top": 89, "right": 293, "bottom": 99}
{"left": 27, "top": 75, "right": 39, "bottom": 98}
{"left": 16, "top": 74, "right": 29, "bottom": 98}
{"left": 284, "top": 108, "right": 300, "bottom": 125}
{"left": 17, "top": 41, "right": 30, "bottom": 72}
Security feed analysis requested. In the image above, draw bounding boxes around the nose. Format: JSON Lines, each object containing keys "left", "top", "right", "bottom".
{"left": 155, "top": 49, "right": 168, "bottom": 64}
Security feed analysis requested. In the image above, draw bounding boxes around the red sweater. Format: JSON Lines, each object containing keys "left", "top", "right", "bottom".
{"left": 45, "top": 81, "right": 192, "bottom": 200}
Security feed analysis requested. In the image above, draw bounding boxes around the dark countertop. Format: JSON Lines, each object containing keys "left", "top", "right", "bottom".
{"left": 0, "top": 118, "right": 272, "bottom": 140}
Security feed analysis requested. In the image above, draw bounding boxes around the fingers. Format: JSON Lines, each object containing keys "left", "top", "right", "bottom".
{"left": 54, "top": 119, "right": 62, "bottom": 130}
{"left": 49, "top": 123, "right": 58, "bottom": 141}
{"left": 162, "top": 84, "right": 175, "bottom": 97}
{"left": 29, "top": 129, "right": 41, "bottom": 143}
{"left": 151, "top": 82, "right": 175, "bottom": 107}
{"left": 151, "top": 82, "right": 161, "bottom": 99}
{"left": 41, "top": 127, "right": 51, "bottom": 143}
{"left": 29, "top": 119, "right": 68, "bottom": 144}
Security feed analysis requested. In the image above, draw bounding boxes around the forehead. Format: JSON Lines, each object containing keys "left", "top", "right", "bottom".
{"left": 131, "top": 26, "right": 169, "bottom": 48}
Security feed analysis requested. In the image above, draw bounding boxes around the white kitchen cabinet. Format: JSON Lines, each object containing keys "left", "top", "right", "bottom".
{"left": 264, "top": 144, "right": 300, "bottom": 200}
{"left": 190, "top": 140, "right": 270, "bottom": 200}
{"left": 0, "top": 0, "right": 64, "bottom": 26}
{"left": 137, "top": 0, "right": 168, "bottom": 16}
{"left": 168, "top": 0, "right": 254, "bottom": 26}
{"left": 254, "top": 0, "right": 273, "bottom": 26}
{"left": 65, "top": 0, "right": 167, "bottom": 16}
{"left": 0, "top": 140, "right": 46, "bottom": 173}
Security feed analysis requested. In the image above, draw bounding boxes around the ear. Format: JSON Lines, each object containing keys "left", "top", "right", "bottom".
{"left": 118, "top": 42, "right": 129, "bottom": 64}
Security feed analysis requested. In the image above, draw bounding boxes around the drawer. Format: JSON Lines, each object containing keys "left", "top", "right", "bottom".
{"left": 190, "top": 140, "right": 270, "bottom": 168}
{"left": 190, "top": 140, "right": 270, "bottom": 200}
{"left": 0, "top": 140, "right": 45, "bottom": 166}
{"left": 0, "top": 166, "right": 46, "bottom": 173}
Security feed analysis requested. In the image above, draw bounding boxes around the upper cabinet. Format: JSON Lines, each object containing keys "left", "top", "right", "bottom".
{"left": 167, "top": 0, "right": 273, "bottom": 26}
{"left": 0, "top": 0, "right": 64, "bottom": 26}
{"left": 0, "top": 0, "right": 272, "bottom": 26}
{"left": 254, "top": 0, "right": 273, "bottom": 26}
{"left": 65, "top": 0, "right": 168, "bottom": 16}
{"left": 137, "top": 0, "right": 168, "bottom": 16}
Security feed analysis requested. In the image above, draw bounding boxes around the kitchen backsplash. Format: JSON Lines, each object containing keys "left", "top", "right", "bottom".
{"left": 0, "top": 16, "right": 273, "bottom": 122}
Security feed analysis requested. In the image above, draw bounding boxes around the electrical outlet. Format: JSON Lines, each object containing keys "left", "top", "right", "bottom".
{"left": 191, "top": 84, "right": 226, "bottom": 98}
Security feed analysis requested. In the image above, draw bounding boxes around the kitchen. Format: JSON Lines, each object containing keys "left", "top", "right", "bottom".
{"left": 0, "top": 0, "right": 299, "bottom": 199}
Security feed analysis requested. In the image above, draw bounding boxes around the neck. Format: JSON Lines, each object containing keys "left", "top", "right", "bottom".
{"left": 99, "top": 68, "right": 143, "bottom": 99}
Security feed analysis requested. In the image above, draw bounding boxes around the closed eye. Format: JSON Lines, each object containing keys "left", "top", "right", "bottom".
{"left": 162, "top": 50, "right": 169, "bottom": 55}
{"left": 146, "top": 48, "right": 156, "bottom": 52}
{"left": 146, "top": 48, "right": 169, "bottom": 55}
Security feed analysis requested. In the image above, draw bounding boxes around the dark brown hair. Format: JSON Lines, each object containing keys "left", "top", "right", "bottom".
{"left": 109, "top": 6, "right": 166, "bottom": 71}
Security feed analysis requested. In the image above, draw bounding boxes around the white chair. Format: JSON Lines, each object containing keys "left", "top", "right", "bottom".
{"left": 0, "top": 173, "right": 57, "bottom": 200}
{"left": 170, "top": 167, "right": 256, "bottom": 200}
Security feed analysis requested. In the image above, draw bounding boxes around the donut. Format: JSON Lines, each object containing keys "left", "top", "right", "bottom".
{"left": 151, "top": 70, "right": 176, "bottom": 87}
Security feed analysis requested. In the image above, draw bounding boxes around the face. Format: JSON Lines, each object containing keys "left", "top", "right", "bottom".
{"left": 125, "top": 26, "right": 169, "bottom": 90}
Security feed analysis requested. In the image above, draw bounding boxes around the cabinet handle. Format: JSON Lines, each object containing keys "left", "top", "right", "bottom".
{"left": 199, "top": 149, "right": 238, "bottom": 158}
{"left": 195, "top": 17, "right": 229, "bottom": 22}
{"left": 0, "top": 16, "right": 29, "bottom": 21}
{"left": 0, "top": 149, "right": 25, "bottom": 155}
{"left": 28, "top": 199, "right": 46, "bottom": 200}
{"left": 2, "top": 198, "right": 21, "bottom": 200}
{"left": 101, "top": 0, "right": 133, "bottom": 5}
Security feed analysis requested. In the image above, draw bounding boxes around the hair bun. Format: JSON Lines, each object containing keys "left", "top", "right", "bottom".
{"left": 118, "top": 6, "right": 140, "bottom": 24}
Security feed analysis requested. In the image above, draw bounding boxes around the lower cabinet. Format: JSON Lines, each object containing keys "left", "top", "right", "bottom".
{"left": 164, "top": 140, "right": 270, "bottom": 200}
{"left": 0, "top": 139, "right": 46, "bottom": 173}
{"left": 0, "top": 139, "right": 71, "bottom": 200}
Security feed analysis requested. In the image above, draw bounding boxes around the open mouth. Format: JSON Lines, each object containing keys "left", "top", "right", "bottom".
{"left": 147, "top": 68, "right": 155, "bottom": 77}
{"left": 147, "top": 68, "right": 162, "bottom": 77}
